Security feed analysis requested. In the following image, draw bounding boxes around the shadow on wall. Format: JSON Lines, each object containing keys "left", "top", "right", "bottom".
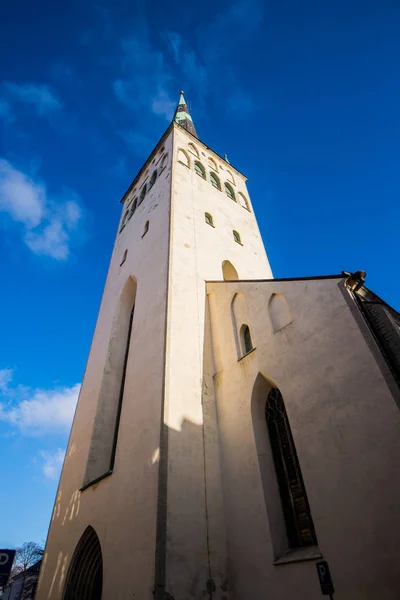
{"left": 37, "top": 416, "right": 231, "bottom": 600}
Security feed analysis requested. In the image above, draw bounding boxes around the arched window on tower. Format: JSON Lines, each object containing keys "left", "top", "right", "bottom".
{"left": 238, "top": 192, "right": 251, "bottom": 211}
{"left": 194, "top": 161, "right": 206, "bottom": 179}
{"left": 224, "top": 182, "right": 236, "bottom": 201}
{"left": 240, "top": 324, "right": 253, "bottom": 355}
{"left": 84, "top": 278, "right": 137, "bottom": 486}
{"left": 188, "top": 142, "right": 199, "bottom": 158}
{"left": 208, "top": 157, "right": 218, "bottom": 171}
{"left": 177, "top": 149, "right": 190, "bottom": 168}
{"left": 205, "top": 212, "right": 214, "bottom": 227}
{"left": 226, "top": 170, "right": 235, "bottom": 184}
{"left": 233, "top": 230, "right": 242, "bottom": 245}
{"left": 120, "top": 209, "right": 129, "bottom": 231}
{"left": 160, "top": 154, "right": 168, "bottom": 171}
{"left": 265, "top": 388, "right": 317, "bottom": 548}
{"left": 222, "top": 260, "right": 239, "bottom": 281}
{"left": 128, "top": 199, "right": 137, "bottom": 219}
{"left": 142, "top": 220, "right": 149, "bottom": 238}
{"left": 210, "top": 172, "right": 221, "bottom": 190}
{"left": 148, "top": 170, "right": 157, "bottom": 190}
{"left": 138, "top": 184, "right": 147, "bottom": 206}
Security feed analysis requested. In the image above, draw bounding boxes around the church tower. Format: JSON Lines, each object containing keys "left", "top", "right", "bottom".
{"left": 36, "top": 93, "right": 273, "bottom": 600}
{"left": 37, "top": 92, "right": 400, "bottom": 600}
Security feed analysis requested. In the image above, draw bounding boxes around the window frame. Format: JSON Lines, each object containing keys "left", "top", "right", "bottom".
{"left": 224, "top": 182, "right": 236, "bottom": 201}
{"left": 210, "top": 171, "right": 221, "bottom": 190}
{"left": 205, "top": 212, "right": 214, "bottom": 227}
{"left": 233, "top": 230, "right": 242, "bottom": 245}
{"left": 194, "top": 160, "right": 206, "bottom": 180}
{"left": 265, "top": 388, "right": 318, "bottom": 549}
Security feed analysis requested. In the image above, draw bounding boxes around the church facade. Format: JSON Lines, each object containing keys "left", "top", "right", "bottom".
{"left": 36, "top": 94, "right": 400, "bottom": 600}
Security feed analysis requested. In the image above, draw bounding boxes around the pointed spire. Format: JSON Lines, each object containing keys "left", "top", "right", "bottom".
{"left": 173, "top": 91, "right": 198, "bottom": 138}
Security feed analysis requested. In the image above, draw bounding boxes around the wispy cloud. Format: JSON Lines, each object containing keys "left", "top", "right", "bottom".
{"left": 0, "top": 368, "right": 80, "bottom": 436}
{"left": 40, "top": 448, "right": 65, "bottom": 479}
{"left": 0, "top": 159, "right": 84, "bottom": 259}
{"left": 4, "top": 82, "right": 62, "bottom": 116}
{"left": 0, "top": 368, "right": 13, "bottom": 393}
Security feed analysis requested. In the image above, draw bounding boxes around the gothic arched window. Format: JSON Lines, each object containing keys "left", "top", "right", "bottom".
{"left": 240, "top": 324, "right": 253, "bottom": 354}
{"left": 224, "top": 182, "right": 236, "bottom": 201}
{"left": 208, "top": 157, "right": 218, "bottom": 171}
{"left": 205, "top": 212, "right": 214, "bottom": 226}
{"left": 188, "top": 142, "right": 199, "bottom": 158}
{"left": 226, "top": 170, "right": 235, "bottom": 184}
{"left": 194, "top": 161, "right": 206, "bottom": 179}
{"left": 210, "top": 172, "right": 221, "bottom": 190}
{"left": 138, "top": 184, "right": 147, "bottom": 205}
{"left": 148, "top": 170, "right": 157, "bottom": 190}
{"left": 63, "top": 526, "right": 103, "bottom": 600}
{"left": 222, "top": 260, "right": 239, "bottom": 281}
{"left": 265, "top": 388, "right": 317, "bottom": 548}
{"left": 233, "top": 230, "right": 242, "bottom": 244}
{"left": 177, "top": 149, "right": 190, "bottom": 168}
{"left": 238, "top": 192, "right": 250, "bottom": 211}
{"left": 84, "top": 278, "right": 136, "bottom": 486}
{"left": 129, "top": 199, "right": 137, "bottom": 219}
{"left": 142, "top": 220, "right": 149, "bottom": 238}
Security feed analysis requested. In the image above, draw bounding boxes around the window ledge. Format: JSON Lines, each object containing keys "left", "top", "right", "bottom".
{"left": 274, "top": 546, "right": 322, "bottom": 566}
{"left": 238, "top": 347, "right": 256, "bottom": 361}
{"left": 178, "top": 160, "right": 190, "bottom": 168}
{"left": 80, "top": 469, "right": 113, "bottom": 492}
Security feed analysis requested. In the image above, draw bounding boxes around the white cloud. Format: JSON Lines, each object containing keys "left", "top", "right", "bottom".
{"left": 0, "top": 159, "right": 83, "bottom": 260}
{"left": 0, "top": 368, "right": 80, "bottom": 436}
{"left": 40, "top": 449, "right": 65, "bottom": 479}
{"left": 0, "top": 368, "right": 13, "bottom": 393}
{"left": 4, "top": 82, "right": 62, "bottom": 116}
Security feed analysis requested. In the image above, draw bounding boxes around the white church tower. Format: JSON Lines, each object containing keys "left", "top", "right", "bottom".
{"left": 37, "top": 93, "right": 400, "bottom": 600}
{"left": 36, "top": 93, "right": 272, "bottom": 600}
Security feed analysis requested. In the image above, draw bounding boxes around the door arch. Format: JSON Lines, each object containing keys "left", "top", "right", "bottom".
{"left": 63, "top": 526, "right": 103, "bottom": 600}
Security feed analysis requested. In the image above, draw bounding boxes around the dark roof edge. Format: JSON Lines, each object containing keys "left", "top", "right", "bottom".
{"left": 354, "top": 284, "right": 400, "bottom": 318}
{"left": 206, "top": 273, "right": 345, "bottom": 284}
{"left": 172, "top": 122, "right": 247, "bottom": 180}
{"left": 120, "top": 123, "right": 173, "bottom": 204}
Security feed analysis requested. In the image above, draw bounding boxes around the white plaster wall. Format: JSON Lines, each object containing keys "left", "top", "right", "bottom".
{"left": 206, "top": 277, "right": 400, "bottom": 600}
{"left": 37, "top": 131, "right": 173, "bottom": 600}
{"left": 162, "top": 125, "right": 273, "bottom": 598}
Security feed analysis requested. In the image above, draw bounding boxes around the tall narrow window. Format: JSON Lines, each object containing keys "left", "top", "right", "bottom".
{"left": 84, "top": 278, "right": 137, "bottom": 487}
{"left": 138, "top": 184, "right": 147, "bottom": 205}
{"left": 129, "top": 199, "right": 137, "bottom": 219}
{"left": 142, "top": 220, "right": 149, "bottom": 237}
{"left": 205, "top": 212, "right": 214, "bottom": 226}
{"left": 148, "top": 170, "right": 157, "bottom": 190}
{"left": 120, "top": 249, "right": 127, "bottom": 266}
{"left": 224, "top": 182, "right": 236, "bottom": 201}
{"left": 210, "top": 172, "right": 221, "bottom": 190}
{"left": 194, "top": 161, "right": 206, "bottom": 179}
{"left": 240, "top": 324, "right": 253, "bottom": 354}
{"left": 265, "top": 388, "right": 317, "bottom": 548}
{"left": 233, "top": 230, "right": 242, "bottom": 244}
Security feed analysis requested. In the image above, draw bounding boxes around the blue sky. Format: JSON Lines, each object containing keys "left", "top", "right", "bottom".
{"left": 1, "top": 0, "right": 399, "bottom": 548}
